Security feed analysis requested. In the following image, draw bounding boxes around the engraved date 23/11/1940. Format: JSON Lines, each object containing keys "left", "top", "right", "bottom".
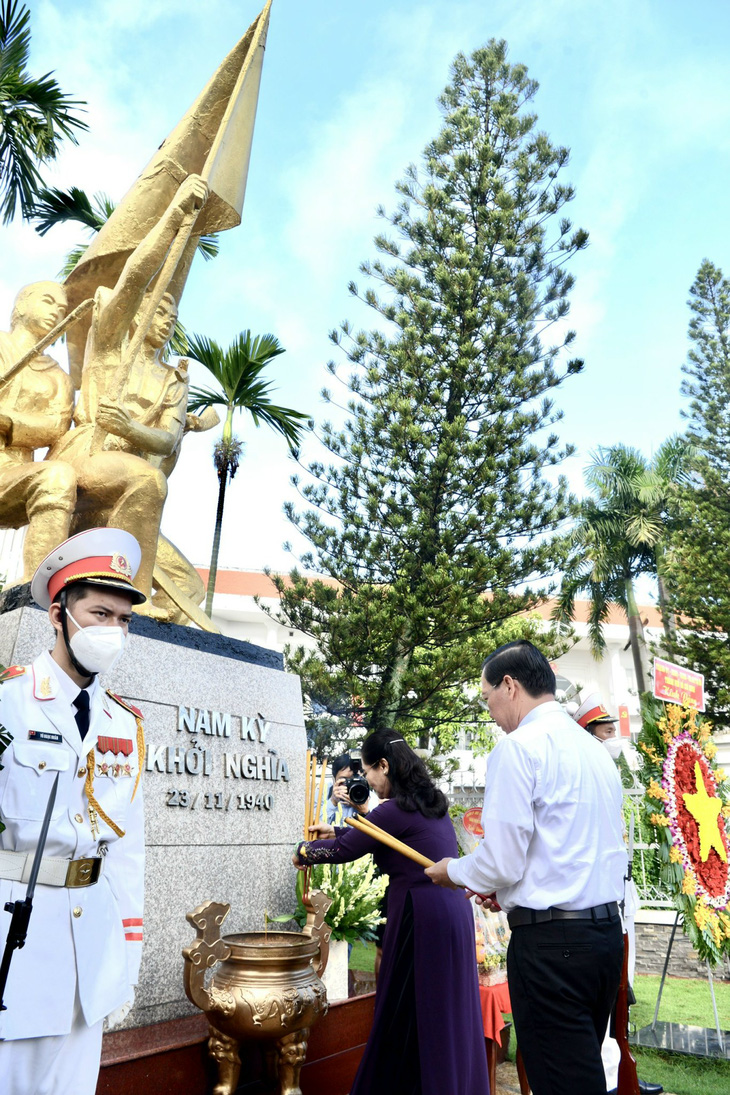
{"left": 166, "top": 789, "right": 274, "bottom": 810}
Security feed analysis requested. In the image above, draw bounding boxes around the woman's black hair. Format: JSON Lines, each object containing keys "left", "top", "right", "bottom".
{"left": 360, "top": 729, "right": 448, "bottom": 819}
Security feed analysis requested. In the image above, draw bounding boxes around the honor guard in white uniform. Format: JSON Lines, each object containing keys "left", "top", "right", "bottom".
{"left": 0, "top": 528, "right": 147, "bottom": 1095}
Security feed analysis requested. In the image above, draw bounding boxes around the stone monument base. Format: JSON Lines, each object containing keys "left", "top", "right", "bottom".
{"left": 98, "top": 994, "right": 375, "bottom": 1095}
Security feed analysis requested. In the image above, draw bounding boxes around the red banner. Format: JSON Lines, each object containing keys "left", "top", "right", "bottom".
{"left": 618, "top": 705, "right": 631, "bottom": 737}
{"left": 653, "top": 658, "right": 705, "bottom": 712}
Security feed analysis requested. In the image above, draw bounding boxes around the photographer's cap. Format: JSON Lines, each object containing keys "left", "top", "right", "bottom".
{"left": 31, "top": 527, "right": 146, "bottom": 609}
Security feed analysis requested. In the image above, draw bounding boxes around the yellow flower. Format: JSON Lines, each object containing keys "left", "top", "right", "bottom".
{"left": 714, "top": 767, "right": 727, "bottom": 783}
{"left": 667, "top": 705, "right": 684, "bottom": 734}
{"left": 719, "top": 912, "right": 730, "bottom": 940}
{"left": 647, "top": 780, "right": 668, "bottom": 802}
{"left": 722, "top": 804, "right": 730, "bottom": 819}
{"left": 694, "top": 898, "right": 709, "bottom": 929}
{"left": 639, "top": 743, "right": 661, "bottom": 764}
{"left": 669, "top": 846, "right": 683, "bottom": 864}
{"left": 704, "top": 741, "right": 717, "bottom": 760}
{"left": 650, "top": 813, "right": 670, "bottom": 828}
{"left": 710, "top": 915, "right": 723, "bottom": 947}
{"left": 682, "top": 870, "right": 697, "bottom": 896}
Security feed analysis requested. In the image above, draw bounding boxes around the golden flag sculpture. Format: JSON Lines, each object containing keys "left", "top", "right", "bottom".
{"left": 63, "top": 0, "right": 273, "bottom": 388}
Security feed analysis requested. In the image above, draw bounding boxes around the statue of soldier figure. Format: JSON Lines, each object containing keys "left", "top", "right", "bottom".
{"left": 0, "top": 2, "right": 272, "bottom": 622}
{"left": 49, "top": 175, "right": 213, "bottom": 619}
{"left": 0, "top": 283, "right": 76, "bottom": 581}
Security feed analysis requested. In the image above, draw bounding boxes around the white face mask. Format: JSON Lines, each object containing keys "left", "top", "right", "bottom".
{"left": 66, "top": 608, "right": 127, "bottom": 674}
{"left": 603, "top": 737, "right": 625, "bottom": 761}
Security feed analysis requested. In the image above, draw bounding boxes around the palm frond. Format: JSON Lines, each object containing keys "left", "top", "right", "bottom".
{"left": 59, "top": 243, "right": 88, "bottom": 278}
{"left": 0, "top": 1, "right": 87, "bottom": 222}
{"left": 31, "top": 185, "right": 100, "bottom": 235}
{"left": 187, "top": 382, "right": 228, "bottom": 413}
{"left": 196, "top": 233, "right": 220, "bottom": 261}
{"left": 168, "top": 319, "right": 189, "bottom": 357}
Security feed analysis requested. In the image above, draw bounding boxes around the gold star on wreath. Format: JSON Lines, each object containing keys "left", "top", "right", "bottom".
{"left": 683, "top": 762, "right": 728, "bottom": 863}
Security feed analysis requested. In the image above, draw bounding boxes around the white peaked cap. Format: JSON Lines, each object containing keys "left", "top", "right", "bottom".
{"left": 31, "top": 527, "right": 146, "bottom": 610}
{"left": 572, "top": 692, "right": 617, "bottom": 730}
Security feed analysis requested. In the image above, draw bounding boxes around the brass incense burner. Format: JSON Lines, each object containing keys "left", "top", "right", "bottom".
{"left": 183, "top": 895, "right": 332, "bottom": 1095}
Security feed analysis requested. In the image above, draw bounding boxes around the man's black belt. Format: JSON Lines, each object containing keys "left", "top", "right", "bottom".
{"left": 507, "top": 902, "right": 619, "bottom": 928}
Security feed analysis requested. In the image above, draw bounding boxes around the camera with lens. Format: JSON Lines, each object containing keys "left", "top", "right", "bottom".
{"left": 345, "top": 758, "right": 370, "bottom": 807}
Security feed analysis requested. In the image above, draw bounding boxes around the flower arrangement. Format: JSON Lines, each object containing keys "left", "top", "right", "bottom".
{"left": 637, "top": 697, "right": 730, "bottom": 964}
{"left": 474, "top": 903, "right": 509, "bottom": 983}
{"left": 287, "top": 856, "right": 388, "bottom": 945}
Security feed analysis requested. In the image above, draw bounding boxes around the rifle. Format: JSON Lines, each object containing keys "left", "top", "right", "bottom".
{"left": 0, "top": 773, "right": 59, "bottom": 1011}
{"left": 616, "top": 808, "right": 640, "bottom": 1095}
{"left": 616, "top": 930, "right": 640, "bottom": 1095}
{"left": 0, "top": 298, "right": 93, "bottom": 393}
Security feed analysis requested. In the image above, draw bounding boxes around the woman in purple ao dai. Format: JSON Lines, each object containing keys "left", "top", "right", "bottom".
{"left": 294, "top": 729, "right": 489, "bottom": 1095}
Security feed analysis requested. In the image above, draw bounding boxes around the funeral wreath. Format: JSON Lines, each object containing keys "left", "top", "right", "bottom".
{"left": 638, "top": 697, "right": 730, "bottom": 964}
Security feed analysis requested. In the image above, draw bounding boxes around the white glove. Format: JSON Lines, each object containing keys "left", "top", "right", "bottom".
{"left": 105, "top": 990, "right": 134, "bottom": 1030}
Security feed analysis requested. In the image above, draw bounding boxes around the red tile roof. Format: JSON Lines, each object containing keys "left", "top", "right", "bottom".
{"left": 195, "top": 569, "right": 662, "bottom": 626}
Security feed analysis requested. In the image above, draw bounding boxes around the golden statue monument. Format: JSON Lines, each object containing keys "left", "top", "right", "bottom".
{"left": 0, "top": 282, "right": 77, "bottom": 581}
{"left": 1, "top": 1, "right": 273, "bottom": 624}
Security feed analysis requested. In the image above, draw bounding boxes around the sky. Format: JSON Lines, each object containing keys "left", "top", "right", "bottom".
{"left": 4, "top": 0, "right": 730, "bottom": 578}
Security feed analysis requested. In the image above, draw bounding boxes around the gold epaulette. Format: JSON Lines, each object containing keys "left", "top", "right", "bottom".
{"left": 0, "top": 665, "right": 26, "bottom": 684}
{"left": 106, "top": 690, "right": 144, "bottom": 720}
{"left": 105, "top": 691, "right": 145, "bottom": 803}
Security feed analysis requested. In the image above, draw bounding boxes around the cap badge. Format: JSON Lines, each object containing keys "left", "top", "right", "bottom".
{"left": 110, "top": 553, "right": 133, "bottom": 578}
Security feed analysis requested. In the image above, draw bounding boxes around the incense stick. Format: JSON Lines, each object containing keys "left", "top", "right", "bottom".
{"left": 303, "top": 750, "right": 312, "bottom": 840}
{"left": 308, "top": 754, "right": 317, "bottom": 832}
{"left": 345, "top": 816, "right": 435, "bottom": 869}
{"left": 314, "top": 759, "right": 327, "bottom": 830}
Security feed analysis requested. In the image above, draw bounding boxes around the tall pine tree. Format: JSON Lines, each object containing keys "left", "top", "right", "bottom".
{"left": 272, "top": 41, "right": 585, "bottom": 747}
{"left": 667, "top": 260, "right": 730, "bottom": 719}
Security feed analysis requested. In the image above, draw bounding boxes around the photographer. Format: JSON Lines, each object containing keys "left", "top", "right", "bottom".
{"left": 326, "top": 753, "right": 373, "bottom": 824}
{"left": 295, "top": 730, "right": 488, "bottom": 1095}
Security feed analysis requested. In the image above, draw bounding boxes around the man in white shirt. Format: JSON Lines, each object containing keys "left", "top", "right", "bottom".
{"left": 426, "top": 641, "right": 626, "bottom": 1095}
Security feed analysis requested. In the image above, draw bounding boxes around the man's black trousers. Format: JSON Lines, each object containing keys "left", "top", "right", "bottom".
{"left": 507, "top": 914, "right": 624, "bottom": 1095}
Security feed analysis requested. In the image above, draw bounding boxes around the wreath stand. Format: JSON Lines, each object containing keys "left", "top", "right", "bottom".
{"left": 631, "top": 910, "right": 730, "bottom": 1059}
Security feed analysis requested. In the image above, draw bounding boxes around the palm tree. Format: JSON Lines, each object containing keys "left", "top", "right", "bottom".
{"left": 186, "top": 331, "right": 309, "bottom": 617}
{"left": 0, "top": 1, "right": 87, "bottom": 223}
{"left": 556, "top": 439, "right": 694, "bottom": 692}
{"left": 585, "top": 438, "right": 695, "bottom": 652}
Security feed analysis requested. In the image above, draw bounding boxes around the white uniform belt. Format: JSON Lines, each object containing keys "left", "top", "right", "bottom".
{"left": 0, "top": 849, "right": 104, "bottom": 888}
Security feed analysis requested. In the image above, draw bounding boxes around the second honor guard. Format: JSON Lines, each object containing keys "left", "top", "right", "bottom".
{"left": 0, "top": 528, "right": 146, "bottom": 1095}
